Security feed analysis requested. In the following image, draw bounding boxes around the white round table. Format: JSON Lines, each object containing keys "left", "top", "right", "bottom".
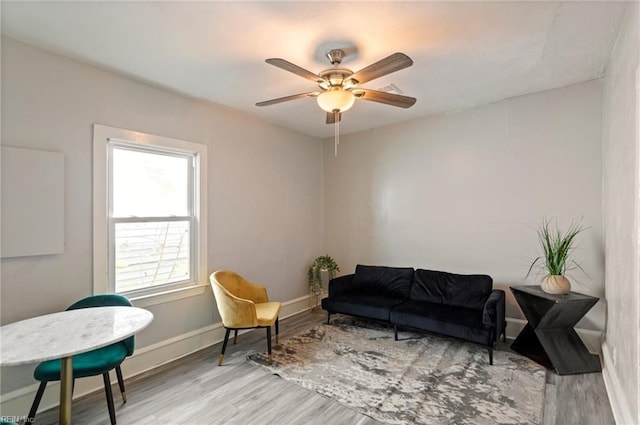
{"left": 1, "top": 306, "right": 153, "bottom": 424}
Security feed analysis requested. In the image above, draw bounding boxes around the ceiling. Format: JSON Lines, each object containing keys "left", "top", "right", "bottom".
{"left": 1, "top": 1, "right": 629, "bottom": 138}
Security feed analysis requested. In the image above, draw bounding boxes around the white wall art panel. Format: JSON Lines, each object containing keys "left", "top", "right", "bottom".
{"left": 1, "top": 146, "right": 64, "bottom": 258}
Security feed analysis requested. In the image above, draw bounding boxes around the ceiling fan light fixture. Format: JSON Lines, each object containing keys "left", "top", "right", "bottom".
{"left": 317, "top": 89, "right": 355, "bottom": 113}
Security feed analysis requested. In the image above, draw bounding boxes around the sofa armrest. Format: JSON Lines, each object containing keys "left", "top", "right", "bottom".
{"left": 483, "top": 290, "right": 505, "bottom": 340}
{"left": 328, "top": 274, "right": 355, "bottom": 297}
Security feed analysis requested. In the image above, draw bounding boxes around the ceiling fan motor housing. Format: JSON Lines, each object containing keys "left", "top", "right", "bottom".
{"left": 318, "top": 68, "right": 355, "bottom": 89}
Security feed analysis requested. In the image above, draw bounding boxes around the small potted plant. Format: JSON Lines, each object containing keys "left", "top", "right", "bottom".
{"left": 527, "top": 218, "right": 586, "bottom": 295}
{"left": 308, "top": 255, "right": 339, "bottom": 309}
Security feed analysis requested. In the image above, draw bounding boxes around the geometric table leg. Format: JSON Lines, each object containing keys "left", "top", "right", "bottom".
{"left": 535, "top": 328, "right": 601, "bottom": 374}
{"left": 511, "top": 323, "right": 553, "bottom": 370}
{"left": 512, "top": 325, "right": 601, "bottom": 374}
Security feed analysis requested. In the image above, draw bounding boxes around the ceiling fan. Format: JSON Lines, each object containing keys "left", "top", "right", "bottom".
{"left": 256, "top": 49, "right": 417, "bottom": 125}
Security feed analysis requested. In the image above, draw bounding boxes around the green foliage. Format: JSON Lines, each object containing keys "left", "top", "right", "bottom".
{"left": 527, "top": 218, "right": 586, "bottom": 277}
{"left": 308, "top": 255, "right": 340, "bottom": 294}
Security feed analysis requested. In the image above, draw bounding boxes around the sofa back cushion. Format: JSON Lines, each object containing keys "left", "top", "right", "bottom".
{"left": 410, "top": 269, "right": 492, "bottom": 310}
{"left": 351, "top": 265, "right": 414, "bottom": 299}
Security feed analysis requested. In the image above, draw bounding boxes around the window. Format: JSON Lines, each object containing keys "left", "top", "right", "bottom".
{"left": 110, "top": 146, "right": 194, "bottom": 293}
{"left": 94, "top": 125, "right": 207, "bottom": 304}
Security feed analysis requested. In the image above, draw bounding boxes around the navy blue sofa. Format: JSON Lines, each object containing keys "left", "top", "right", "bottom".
{"left": 321, "top": 265, "right": 506, "bottom": 364}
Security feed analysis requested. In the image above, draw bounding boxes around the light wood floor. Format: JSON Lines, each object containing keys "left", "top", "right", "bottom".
{"left": 33, "top": 311, "right": 615, "bottom": 425}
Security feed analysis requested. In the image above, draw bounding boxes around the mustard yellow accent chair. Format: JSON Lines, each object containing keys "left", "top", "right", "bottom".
{"left": 210, "top": 270, "right": 281, "bottom": 365}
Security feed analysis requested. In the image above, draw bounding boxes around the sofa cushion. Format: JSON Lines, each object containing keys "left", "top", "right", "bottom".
{"left": 351, "top": 265, "right": 414, "bottom": 298}
{"left": 390, "top": 300, "right": 493, "bottom": 345}
{"left": 410, "top": 269, "right": 492, "bottom": 310}
{"left": 321, "top": 295, "right": 406, "bottom": 322}
{"left": 327, "top": 274, "right": 355, "bottom": 297}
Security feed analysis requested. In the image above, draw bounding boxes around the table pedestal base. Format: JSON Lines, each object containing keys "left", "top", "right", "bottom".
{"left": 511, "top": 324, "right": 601, "bottom": 375}
{"left": 60, "top": 356, "right": 73, "bottom": 425}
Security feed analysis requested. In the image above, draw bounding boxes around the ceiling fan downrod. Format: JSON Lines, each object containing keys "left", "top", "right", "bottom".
{"left": 327, "top": 49, "right": 345, "bottom": 66}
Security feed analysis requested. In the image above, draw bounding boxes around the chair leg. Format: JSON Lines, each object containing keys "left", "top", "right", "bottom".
{"left": 219, "top": 328, "right": 231, "bottom": 366}
{"left": 327, "top": 312, "right": 331, "bottom": 324}
{"left": 266, "top": 326, "right": 273, "bottom": 365}
{"left": 27, "top": 381, "right": 48, "bottom": 423}
{"left": 488, "top": 345, "right": 494, "bottom": 365}
{"left": 103, "top": 372, "right": 117, "bottom": 425}
{"left": 233, "top": 329, "right": 238, "bottom": 345}
{"left": 115, "top": 365, "right": 127, "bottom": 403}
{"left": 394, "top": 326, "right": 399, "bottom": 341}
{"left": 503, "top": 321, "right": 507, "bottom": 342}
{"left": 275, "top": 317, "right": 279, "bottom": 344}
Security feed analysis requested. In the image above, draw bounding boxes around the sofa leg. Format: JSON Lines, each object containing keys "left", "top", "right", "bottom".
{"left": 326, "top": 312, "right": 331, "bottom": 324}
{"left": 394, "top": 326, "right": 398, "bottom": 341}
{"left": 488, "top": 346, "right": 494, "bottom": 365}
{"left": 503, "top": 321, "right": 507, "bottom": 342}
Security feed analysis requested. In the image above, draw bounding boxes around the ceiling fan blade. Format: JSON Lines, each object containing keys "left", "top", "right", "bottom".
{"left": 348, "top": 53, "right": 413, "bottom": 85}
{"left": 326, "top": 112, "right": 342, "bottom": 124}
{"left": 256, "top": 92, "right": 319, "bottom": 107}
{"left": 357, "top": 89, "right": 416, "bottom": 108}
{"left": 265, "top": 58, "right": 326, "bottom": 84}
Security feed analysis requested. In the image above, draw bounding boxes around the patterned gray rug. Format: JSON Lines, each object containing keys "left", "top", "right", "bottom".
{"left": 248, "top": 317, "right": 546, "bottom": 425}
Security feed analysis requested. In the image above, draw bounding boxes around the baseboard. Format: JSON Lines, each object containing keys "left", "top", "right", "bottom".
{"left": 0, "top": 307, "right": 604, "bottom": 418}
{"left": 0, "top": 294, "right": 314, "bottom": 418}
{"left": 505, "top": 318, "right": 603, "bottom": 355}
{"left": 601, "top": 342, "right": 635, "bottom": 425}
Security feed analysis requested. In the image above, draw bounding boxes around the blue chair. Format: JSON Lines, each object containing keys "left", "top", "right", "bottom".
{"left": 27, "top": 294, "right": 135, "bottom": 425}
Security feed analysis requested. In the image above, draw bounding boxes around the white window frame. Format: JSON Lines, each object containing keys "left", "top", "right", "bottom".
{"left": 93, "top": 124, "right": 208, "bottom": 307}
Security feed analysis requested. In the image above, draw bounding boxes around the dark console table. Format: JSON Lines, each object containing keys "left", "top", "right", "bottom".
{"left": 510, "top": 285, "right": 601, "bottom": 375}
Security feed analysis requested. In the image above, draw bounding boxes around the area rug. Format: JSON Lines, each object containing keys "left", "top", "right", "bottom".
{"left": 248, "top": 317, "right": 546, "bottom": 425}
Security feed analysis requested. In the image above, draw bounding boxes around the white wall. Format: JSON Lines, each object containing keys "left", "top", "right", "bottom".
{"left": 602, "top": 3, "right": 640, "bottom": 424}
{"left": 323, "top": 80, "right": 605, "bottom": 330}
{"left": 0, "top": 37, "right": 323, "bottom": 395}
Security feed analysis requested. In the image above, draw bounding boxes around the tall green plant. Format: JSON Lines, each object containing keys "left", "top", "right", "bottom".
{"left": 308, "top": 255, "right": 340, "bottom": 294}
{"left": 527, "top": 218, "right": 586, "bottom": 277}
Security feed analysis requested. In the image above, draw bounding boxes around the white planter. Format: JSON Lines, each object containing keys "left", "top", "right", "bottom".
{"left": 541, "top": 275, "right": 571, "bottom": 295}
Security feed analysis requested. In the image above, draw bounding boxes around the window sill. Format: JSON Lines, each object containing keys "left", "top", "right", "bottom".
{"left": 129, "top": 284, "right": 209, "bottom": 308}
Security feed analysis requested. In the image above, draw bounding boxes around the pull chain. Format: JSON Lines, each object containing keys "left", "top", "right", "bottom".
{"left": 334, "top": 110, "right": 339, "bottom": 156}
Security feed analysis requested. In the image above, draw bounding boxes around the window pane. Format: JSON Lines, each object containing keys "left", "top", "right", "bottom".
{"left": 113, "top": 148, "right": 189, "bottom": 217}
{"left": 115, "top": 221, "right": 190, "bottom": 292}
